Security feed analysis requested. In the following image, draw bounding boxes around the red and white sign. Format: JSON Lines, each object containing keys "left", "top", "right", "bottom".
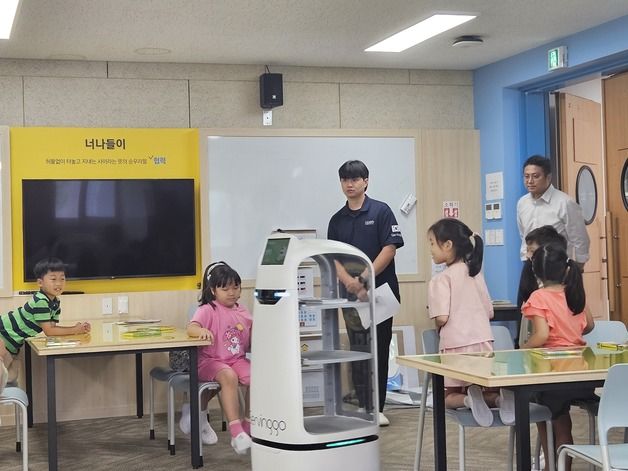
{"left": 443, "top": 201, "right": 460, "bottom": 219}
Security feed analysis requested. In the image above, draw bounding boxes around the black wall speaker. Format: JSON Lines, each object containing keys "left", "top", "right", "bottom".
{"left": 259, "top": 73, "right": 283, "bottom": 109}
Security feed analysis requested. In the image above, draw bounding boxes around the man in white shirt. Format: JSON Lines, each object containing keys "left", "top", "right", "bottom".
{"left": 517, "top": 155, "right": 590, "bottom": 271}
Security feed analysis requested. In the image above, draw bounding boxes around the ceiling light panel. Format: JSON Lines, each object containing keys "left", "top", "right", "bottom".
{"left": 366, "top": 14, "right": 476, "bottom": 53}
{"left": 0, "top": 0, "right": 20, "bottom": 39}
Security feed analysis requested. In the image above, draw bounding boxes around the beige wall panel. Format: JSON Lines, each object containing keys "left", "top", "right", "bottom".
{"left": 109, "top": 61, "right": 262, "bottom": 81}
{"left": 396, "top": 280, "right": 430, "bottom": 353}
{"left": 0, "top": 76, "right": 24, "bottom": 125}
{"left": 23, "top": 76, "right": 190, "bottom": 127}
{"left": 190, "top": 80, "right": 261, "bottom": 128}
{"left": 0, "top": 59, "right": 106, "bottom": 78}
{"left": 192, "top": 81, "right": 340, "bottom": 128}
{"left": 420, "top": 129, "right": 481, "bottom": 232}
{"left": 340, "top": 84, "right": 474, "bottom": 129}
{"left": 274, "top": 66, "right": 410, "bottom": 84}
{"left": 0, "top": 290, "right": 199, "bottom": 327}
{"left": 410, "top": 69, "right": 473, "bottom": 86}
{"left": 414, "top": 128, "right": 481, "bottom": 347}
{"left": 109, "top": 62, "right": 411, "bottom": 85}
{"left": 271, "top": 82, "right": 340, "bottom": 128}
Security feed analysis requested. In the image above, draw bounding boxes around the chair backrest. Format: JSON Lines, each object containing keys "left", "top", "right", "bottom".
{"left": 597, "top": 364, "right": 628, "bottom": 451}
{"left": 421, "top": 329, "right": 439, "bottom": 355}
{"left": 421, "top": 325, "right": 513, "bottom": 354}
{"left": 492, "top": 325, "right": 514, "bottom": 350}
{"left": 583, "top": 320, "right": 628, "bottom": 345}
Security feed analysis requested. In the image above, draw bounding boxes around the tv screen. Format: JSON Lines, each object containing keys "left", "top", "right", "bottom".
{"left": 22, "top": 179, "right": 196, "bottom": 281}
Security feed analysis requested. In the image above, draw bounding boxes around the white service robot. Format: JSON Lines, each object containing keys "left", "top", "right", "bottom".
{"left": 251, "top": 233, "right": 380, "bottom": 470}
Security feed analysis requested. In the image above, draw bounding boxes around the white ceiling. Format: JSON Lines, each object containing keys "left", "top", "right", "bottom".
{"left": 1, "top": 0, "right": 628, "bottom": 70}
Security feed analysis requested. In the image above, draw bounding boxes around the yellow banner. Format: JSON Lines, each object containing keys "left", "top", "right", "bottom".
{"left": 11, "top": 127, "right": 200, "bottom": 293}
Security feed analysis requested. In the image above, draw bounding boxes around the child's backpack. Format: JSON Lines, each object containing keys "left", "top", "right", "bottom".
{"left": 169, "top": 303, "right": 199, "bottom": 371}
{"left": 168, "top": 350, "right": 190, "bottom": 372}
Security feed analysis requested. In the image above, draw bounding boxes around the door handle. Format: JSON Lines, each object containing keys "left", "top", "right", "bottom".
{"left": 606, "top": 211, "right": 620, "bottom": 313}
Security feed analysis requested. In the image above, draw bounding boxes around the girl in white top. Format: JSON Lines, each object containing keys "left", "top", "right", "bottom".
{"left": 428, "top": 218, "right": 513, "bottom": 426}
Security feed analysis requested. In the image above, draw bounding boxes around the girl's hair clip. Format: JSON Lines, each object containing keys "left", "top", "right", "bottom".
{"left": 469, "top": 233, "right": 477, "bottom": 247}
{"left": 206, "top": 261, "right": 227, "bottom": 281}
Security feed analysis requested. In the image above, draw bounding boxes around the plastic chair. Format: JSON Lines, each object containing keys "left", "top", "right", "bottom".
{"left": 414, "top": 325, "right": 554, "bottom": 471}
{"left": 557, "top": 363, "right": 628, "bottom": 470}
{"left": 167, "top": 374, "right": 222, "bottom": 456}
{"left": 149, "top": 366, "right": 186, "bottom": 440}
{"left": 578, "top": 321, "right": 628, "bottom": 446}
{"left": 148, "top": 364, "right": 226, "bottom": 455}
{"left": 0, "top": 386, "right": 28, "bottom": 471}
{"left": 148, "top": 304, "right": 226, "bottom": 452}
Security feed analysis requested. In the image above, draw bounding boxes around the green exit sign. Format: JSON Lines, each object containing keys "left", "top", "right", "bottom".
{"left": 548, "top": 46, "right": 568, "bottom": 71}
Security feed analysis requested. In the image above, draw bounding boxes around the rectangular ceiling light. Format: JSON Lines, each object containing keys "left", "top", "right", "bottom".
{"left": 0, "top": 0, "right": 20, "bottom": 40}
{"left": 366, "top": 14, "right": 476, "bottom": 53}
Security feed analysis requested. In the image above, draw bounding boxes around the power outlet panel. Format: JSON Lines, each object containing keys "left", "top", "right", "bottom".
{"left": 102, "top": 297, "right": 113, "bottom": 315}
{"left": 118, "top": 295, "right": 129, "bottom": 314}
{"left": 262, "top": 109, "right": 273, "bottom": 126}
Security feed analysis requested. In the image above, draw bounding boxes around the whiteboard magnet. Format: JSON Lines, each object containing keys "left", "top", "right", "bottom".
{"left": 400, "top": 193, "right": 417, "bottom": 215}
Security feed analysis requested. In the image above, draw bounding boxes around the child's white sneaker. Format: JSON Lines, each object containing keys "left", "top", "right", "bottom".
{"left": 463, "top": 385, "right": 493, "bottom": 427}
{"left": 231, "top": 431, "right": 252, "bottom": 455}
{"left": 200, "top": 417, "right": 218, "bottom": 445}
{"left": 497, "top": 388, "right": 515, "bottom": 425}
{"left": 179, "top": 403, "right": 191, "bottom": 435}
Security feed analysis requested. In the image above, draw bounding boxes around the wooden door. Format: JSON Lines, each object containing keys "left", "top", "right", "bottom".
{"left": 604, "top": 72, "right": 628, "bottom": 322}
{"left": 558, "top": 93, "right": 608, "bottom": 318}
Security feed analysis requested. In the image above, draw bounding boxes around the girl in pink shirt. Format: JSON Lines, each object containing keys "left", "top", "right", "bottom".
{"left": 428, "top": 218, "right": 513, "bottom": 427}
{"left": 521, "top": 242, "right": 594, "bottom": 471}
{"left": 186, "top": 262, "right": 253, "bottom": 455}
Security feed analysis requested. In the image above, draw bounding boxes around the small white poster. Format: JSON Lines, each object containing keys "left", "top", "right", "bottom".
{"left": 443, "top": 200, "right": 459, "bottom": 219}
{"left": 485, "top": 172, "right": 504, "bottom": 201}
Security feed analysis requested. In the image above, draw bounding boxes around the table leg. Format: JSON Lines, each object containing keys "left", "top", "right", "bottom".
{"left": 513, "top": 387, "right": 531, "bottom": 471}
{"left": 135, "top": 353, "right": 143, "bottom": 418}
{"left": 432, "top": 374, "right": 447, "bottom": 471}
{"left": 47, "top": 356, "right": 58, "bottom": 471}
{"left": 189, "top": 347, "right": 203, "bottom": 468}
{"left": 25, "top": 343, "right": 33, "bottom": 427}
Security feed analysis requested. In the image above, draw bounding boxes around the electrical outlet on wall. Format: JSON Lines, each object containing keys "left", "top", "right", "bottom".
{"left": 102, "top": 297, "right": 113, "bottom": 315}
{"left": 118, "top": 296, "right": 129, "bottom": 314}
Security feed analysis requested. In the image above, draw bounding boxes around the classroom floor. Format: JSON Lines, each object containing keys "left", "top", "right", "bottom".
{"left": 0, "top": 404, "right": 617, "bottom": 470}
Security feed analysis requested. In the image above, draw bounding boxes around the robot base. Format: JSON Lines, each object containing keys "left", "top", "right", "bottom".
{"left": 252, "top": 439, "right": 380, "bottom": 470}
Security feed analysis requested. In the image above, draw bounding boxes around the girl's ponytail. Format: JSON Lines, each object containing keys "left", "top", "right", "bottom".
{"left": 564, "top": 258, "right": 586, "bottom": 314}
{"left": 466, "top": 233, "right": 484, "bottom": 277}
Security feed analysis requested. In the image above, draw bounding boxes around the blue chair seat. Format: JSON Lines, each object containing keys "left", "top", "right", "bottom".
{"left": 0, "top": 386, "right": 29, "bottom": 471}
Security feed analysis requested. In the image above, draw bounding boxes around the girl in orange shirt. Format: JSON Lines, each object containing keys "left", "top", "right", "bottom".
{"left": 521, "top": 242, "right": 595, "bottom": 471}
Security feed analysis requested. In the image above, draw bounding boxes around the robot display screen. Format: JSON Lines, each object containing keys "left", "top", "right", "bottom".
{"left": 261, "top": 238, "right": 290, "bottom": 265}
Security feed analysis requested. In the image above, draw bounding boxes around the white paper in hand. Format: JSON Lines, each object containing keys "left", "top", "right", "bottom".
{"left": 374, "top": 283, "right": 400, "bottom": 325}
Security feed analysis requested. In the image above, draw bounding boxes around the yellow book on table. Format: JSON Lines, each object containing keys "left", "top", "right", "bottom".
{"left": 45, "top": 337, "right": 81, "bottom": 348}
{"left": 596, "top": 342, "right": 628, "bottom": 351}
{"left": 530, "top": 346, "right": 585, "bottom": 359}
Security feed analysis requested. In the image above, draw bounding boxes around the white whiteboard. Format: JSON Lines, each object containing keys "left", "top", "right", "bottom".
{"left": 205, "top": 135, "right": 418, "bottom": 280}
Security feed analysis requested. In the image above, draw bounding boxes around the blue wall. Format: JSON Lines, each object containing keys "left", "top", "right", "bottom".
{"left": 474, "top": 15, "right": 628, "bottom": 303}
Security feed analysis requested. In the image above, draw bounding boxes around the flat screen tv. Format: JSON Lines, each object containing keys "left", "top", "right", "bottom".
{"left": 22, "top": 179, "right": 196, "bottom": 281}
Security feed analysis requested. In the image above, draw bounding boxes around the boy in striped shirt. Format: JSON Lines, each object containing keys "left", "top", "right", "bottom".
{"left": 0, "top": 258, "right": 90, "bottom": 393}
